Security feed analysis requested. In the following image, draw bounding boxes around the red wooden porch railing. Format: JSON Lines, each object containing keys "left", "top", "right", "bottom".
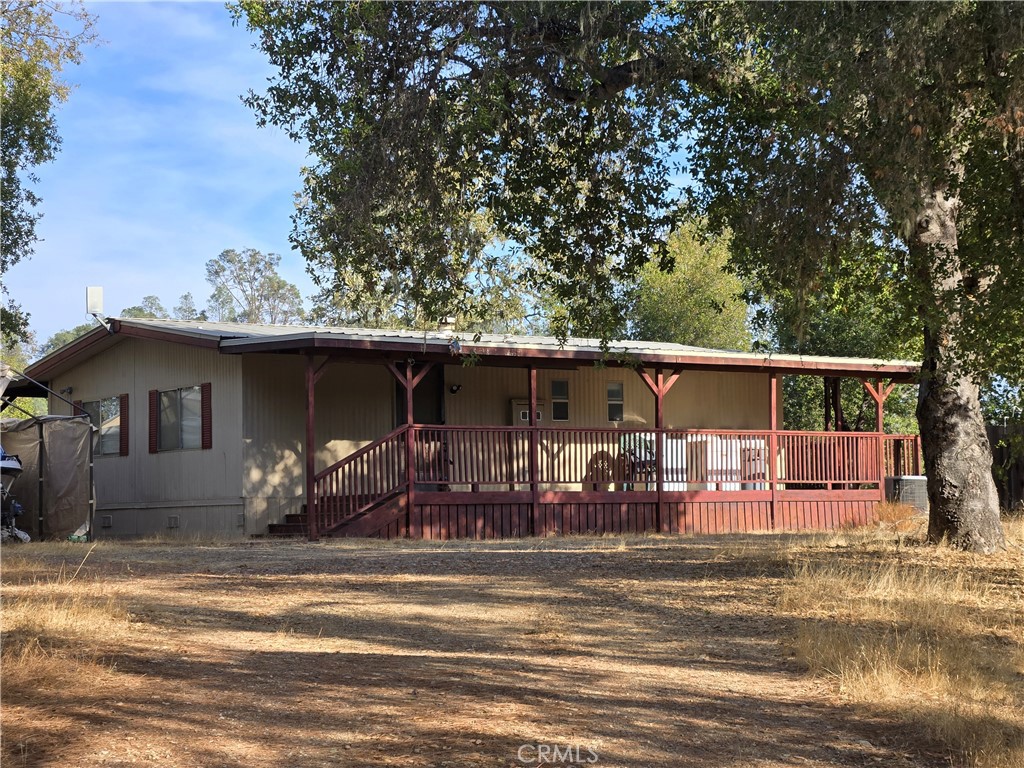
{"left": 412, "top": 426, "right": 920, "bottom": 490}
{"left": 776, "top": 431, "right": 881, "bottom": 486}
{"left": 883, "top": 434, "right": 922, "bottom": 476}
{"left": 309, "top": 425, "right": 923, "bottom": 534}
{"left": 414, "top": 426, "right": 532, "bottom": 490}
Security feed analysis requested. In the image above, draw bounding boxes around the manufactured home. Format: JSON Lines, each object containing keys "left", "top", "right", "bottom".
{"left": 10, "top": 318, "right": 920, "bottom": 539}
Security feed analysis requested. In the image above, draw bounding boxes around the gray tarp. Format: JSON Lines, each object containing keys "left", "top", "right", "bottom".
{"left": 1, "top": 416, "right": 93, "bottom": 539}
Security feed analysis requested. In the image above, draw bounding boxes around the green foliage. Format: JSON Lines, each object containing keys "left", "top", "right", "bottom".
{"left": 1, "top": 300, "right": 30, "bottom": 345}
{"left": 39, "top": 321, "right": 99, "bottom": 357}
{"left": 754, "top": 247, "right": 923, "bottom": 434}
{"left": 307, "top": 235, "right": 541, "bottom": 334}
{"left": 0, "top": 332, "right": 45, "bottom": 415}
{"left": 781, "top": 376, "right": 919, "bottom": 436}
{"left": 204, "top": 248, "right": 305, "bottom": 324}
{"left": 233, "top": 1, "right": 688, "bottom": 339}
{"left": 684, "top": 2, "right": 1023, "bottom": 382}
{"left": 172, "top": 292, "right": 206, "bottom": 321}
{"left": 235, "top": 1, "right": 1020, "bottom": 364}
{"left": 1, "top": 1, "right": 98, "bottom": 343}
{"left": 120, "top": 295, "right": 168, "bottom": 319}
{"left": 628, "top": 222, "right": 750, "bottom": 351}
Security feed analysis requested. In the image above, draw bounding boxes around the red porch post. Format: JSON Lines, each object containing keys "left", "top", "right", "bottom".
{"left": 862, "top": 378, "right": 896, "bottom": 503}
{"left": 305, "top": 354, "right": 318, "bottom": 541}
{"left": 823, "top": 377, "right": 832, "bottom": 432}
{"left": 638, "top": 367, "right": 682, "bottom": 533}
{"left": 405, "top": 362, "right": 417, "bottom": 537}
{"left": 304, "top": 356, "right": 334, "bottom": 541}
{"left": 529, "top": 365, "right": 540, "bottom": 536}
{"left": 769, "top": 373, "right": 779, "bottom": 529}
{"left": 387, "top": 360, "right": 434, "bottom": 538}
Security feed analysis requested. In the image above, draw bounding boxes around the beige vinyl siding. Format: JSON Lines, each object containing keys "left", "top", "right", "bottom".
{"left": 663, "top": 370, "right": 775, "bottom": 430}
{"left": 443, "top": 365, "right": 775, "bottom": 429}
{"left": 241, "top": 355, "right": 394, "bottom": 529}
{"left": 443, "top": 365, "right": 525, "bottom": 425}
{"left": 47, "top": 337, "right": 244, "bottom": 536}
{"left": 443, "top": 365, "right": 656, "bottom": 427}
{"left": 240, "top": 355, "right": 305, "bottom": 529}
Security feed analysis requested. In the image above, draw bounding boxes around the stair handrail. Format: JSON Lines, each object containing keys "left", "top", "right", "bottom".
{"left": 313, "top": 424, "right": 410, "bottom": 531}
{"left": 314, "top": 424, "right": 410, "bottom": 482}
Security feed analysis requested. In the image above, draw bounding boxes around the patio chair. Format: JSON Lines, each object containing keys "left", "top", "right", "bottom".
{"left": 619, "top": 433, "right": 656, "bottom": 491}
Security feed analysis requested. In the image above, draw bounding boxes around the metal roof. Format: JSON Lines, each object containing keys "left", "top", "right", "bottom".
{"left": 20, "top": 316, "right": 921, "bottom": 383}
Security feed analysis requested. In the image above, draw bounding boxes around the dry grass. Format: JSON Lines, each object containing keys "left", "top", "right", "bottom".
{"left": 0, "top": 545, "right": 132, "bottom": 700}
{"left": 781, "top": 518, "right": 1024, "bottom": 768}
{"left": 1, "top": 524, "right": 1022, "bottom": 767}
{"left": 874, "top": 501, "right": 930, "bottom": 534}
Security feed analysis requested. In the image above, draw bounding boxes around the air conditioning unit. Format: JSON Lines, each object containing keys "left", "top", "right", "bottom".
{"left": 884, "top": 475, "right": 928, "bottom": 513}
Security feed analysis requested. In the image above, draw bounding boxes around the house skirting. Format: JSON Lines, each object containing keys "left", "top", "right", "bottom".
{"left": 343, "top": 489, "right": 881, "bottom": 540}
{"left": 95, "top": 500, "right": 245, "bottom": 538}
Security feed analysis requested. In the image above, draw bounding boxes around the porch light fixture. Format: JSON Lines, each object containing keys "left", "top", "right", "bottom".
{"left": 449, "top": 384, "right": 463, "bottom": 395}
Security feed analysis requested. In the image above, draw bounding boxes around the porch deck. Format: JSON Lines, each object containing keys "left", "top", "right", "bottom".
{"left": 304, "top": 426, "right": 921, "bottom": 540}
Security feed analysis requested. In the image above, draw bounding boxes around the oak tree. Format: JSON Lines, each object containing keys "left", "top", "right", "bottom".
{"left": 686, "top": 3, "right": 1021, "bottom": 551}
{"left": 235, "top": 1, "right": 1023, "bottom": 551}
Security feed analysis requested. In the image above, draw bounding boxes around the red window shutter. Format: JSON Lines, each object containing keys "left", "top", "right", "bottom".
{"left": 119, "top": 394, "right": 130, "bottom": 456}
{"left": 149, "top": 389, "right": 159, "bottom": 454}
{"left": 72, "top": 399, "right": 83, "bottom": 417}
{"left": 200, "top": 382, "right": 212, "bottom": 450}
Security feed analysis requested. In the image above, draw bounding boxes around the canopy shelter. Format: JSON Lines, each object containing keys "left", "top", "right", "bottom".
{"left": 1, "top": 416, "right": 95, "bottom": 540}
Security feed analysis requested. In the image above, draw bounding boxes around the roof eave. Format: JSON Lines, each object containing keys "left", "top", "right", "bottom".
{"left": 23, "top": 325, "right": 115, "bottom": 382}
{"left": 219, "top": 333, "right": 919, "bottom": 380}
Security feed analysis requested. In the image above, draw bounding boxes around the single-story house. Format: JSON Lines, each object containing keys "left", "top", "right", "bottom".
{"left": 10, "top": 318, "right": 920, "bottom": 539}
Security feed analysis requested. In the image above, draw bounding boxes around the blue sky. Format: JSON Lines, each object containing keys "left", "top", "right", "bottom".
{"left": 5, "top": 1, "right": 313, "bottom": 347}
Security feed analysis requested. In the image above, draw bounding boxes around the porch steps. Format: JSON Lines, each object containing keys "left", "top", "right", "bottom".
{"left": 264, "top": 492, "right": 408, "bottom": 539}
{"left": 265, "top": 512, "right": 309, "bottom": 537}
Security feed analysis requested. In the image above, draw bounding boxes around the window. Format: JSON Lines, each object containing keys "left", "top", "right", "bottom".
{"left": 607, "top": 381, "right": 624, "bottom": 422}
{"left": 159, "top": 386, "right": 201, "bottom": 450}
{"left": 551, "top": 380, "right": 569, "bottom": 421}
{"left": 150, "top": 383, "right": 211, "bottom": 452}
{"left": 81, "top": 396, "right": 125, "bottom": 455}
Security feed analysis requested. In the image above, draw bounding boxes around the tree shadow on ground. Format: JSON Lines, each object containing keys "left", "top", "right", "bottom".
{"left": 2, "top": 535, "right": 986, "bottom": 768}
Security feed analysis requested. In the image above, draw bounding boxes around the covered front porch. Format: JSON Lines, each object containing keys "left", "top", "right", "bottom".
{"left": 278, "top": 340, "right": 920, "bottom": 540}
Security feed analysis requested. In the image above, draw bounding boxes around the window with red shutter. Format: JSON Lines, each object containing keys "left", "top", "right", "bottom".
{"left": 151, "top": 384, "right": 211, "bottom": 451}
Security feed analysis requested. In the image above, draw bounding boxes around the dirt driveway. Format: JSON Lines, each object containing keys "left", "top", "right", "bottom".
{"left": 2, "top": 536, "right": 938, "bottom": 768}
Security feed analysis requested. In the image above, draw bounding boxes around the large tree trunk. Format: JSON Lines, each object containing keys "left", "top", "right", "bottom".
{"left": 912, "top": 188, "right": 1005, "bottom": 553}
